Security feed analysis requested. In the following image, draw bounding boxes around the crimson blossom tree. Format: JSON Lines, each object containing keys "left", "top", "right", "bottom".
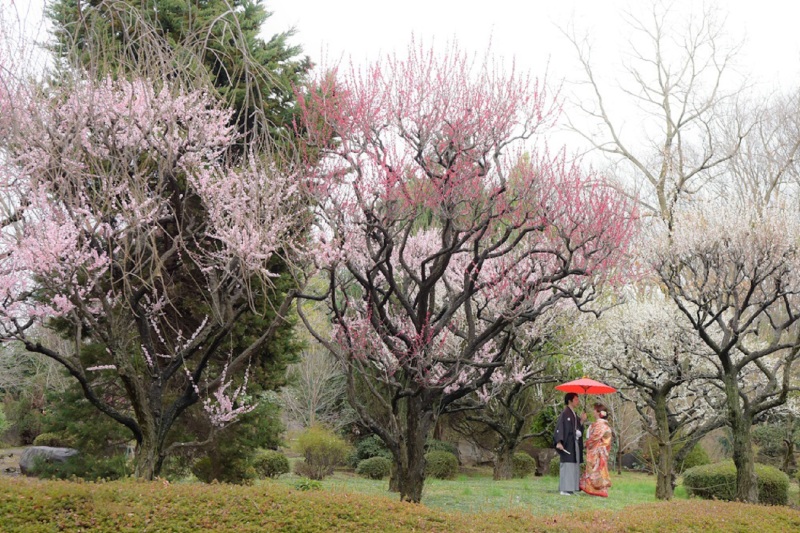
{"left": 0, "top": 73, "right": 300, "bottom": 479}
{"left": 295, "top": 43, "right": 636, "bottom": 502}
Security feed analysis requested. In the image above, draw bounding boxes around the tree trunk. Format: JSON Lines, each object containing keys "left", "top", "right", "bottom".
{"left": 725, "top": 375, "right": 758, "bottom": 503}
{"left": 616, "top": 445, "right": 623, "bottom": 475}
{"left": 134, "top": 435, "right": 159, "bottom": 480}
{"left": 493, "top": 447, "right": 514, "bottom": 480}
{"left": 654, "top": 394, "right": 674, "bottom": 500}
{"left": 395, "top": 395, "right": 434, "bottom": 503}
{"left": 389, "top": 467, "right": 400, "bottom": 492}
{"left": 730, "top": 415, "right": 758, "bottom": 502}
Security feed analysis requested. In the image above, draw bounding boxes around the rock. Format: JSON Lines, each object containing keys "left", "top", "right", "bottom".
{"left": 19, "top": 446, "right": 79, "bottom": 476}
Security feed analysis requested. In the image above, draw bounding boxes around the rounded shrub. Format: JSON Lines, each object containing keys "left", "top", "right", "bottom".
{"left": 356, "top": 456, "right": 393, "bottom": 480}
{"left": 294, "top": 425, "right": 351, "bottom": 480}
{"left": 348, "top": 434, "right": 391, "bottom": 468}
{"left": 253, "top": 449, "right": 290, "bottom": 479}
{"left": 192, "top": 454, "right": 256, "bottom": 485}
{"left": 682, "top": 460, "right": 790, "bottom": 505}
{"left": 425, "top": 439, "right": 459, "bottom": 460}
{"left": 32, "top": 432, "right": 74, "bottom": 447}
{"left": 424, "top": 450, "right": 459, "bottom": 480}
{"left": 677, "top": 443, "right": 711, "bottom": 473}
{"left": 547, "top": 456, "right": 560, "bottom": 477}
{"left": 512, "top": 452, "right": 537, "bottom": 478}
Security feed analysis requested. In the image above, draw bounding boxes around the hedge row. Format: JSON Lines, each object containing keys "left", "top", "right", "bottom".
{"left": 2, "top": 477, "right": 799, "bottom": 532}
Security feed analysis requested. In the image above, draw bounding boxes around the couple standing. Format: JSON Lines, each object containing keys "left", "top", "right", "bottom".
{"left": 553, "top": 392, "right": 613, "bottom": 497}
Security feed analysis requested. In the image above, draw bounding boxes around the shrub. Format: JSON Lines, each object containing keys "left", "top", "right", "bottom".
{"left": 682, "top": 460, "right": 790, "bottom": 505}
{"left": 348, "top": 434, "right": 391, "bottom": 468}
{"left": 425, "top": 439, "right": 459, "bottom": 460}
{"left": 293, "top": 477, "right": 322, "bottom": 491}
{"left": 547, "top": 456, "right": 560, "bottom": 477}
{"left": 512, "top": 452, "right": 537, "bottom": 478}
{"left": 253, "top": 450, "right": 290, "bottom": 479}
{"left": 192, "top": 454, "right": 256, "bottom": 485}
{"left": 676, "top": 443, "right": 711, "bottom": 473}
{"left": 32, "top": 432, "right": 74, "bottom": 447}
{"left": 424, "top": 450, "right": 458, "bottom": 480}
{"left": 29, "top": 454, "right": 130, "bottom": 481}
{"left": 0, "top": 406, "right": 7, "bottom": 437}
{"left": 356, "top": 456, "right": 392, "bottom": 480}
{"left": 294, "top": 425, "right": 351, "bottom": 480}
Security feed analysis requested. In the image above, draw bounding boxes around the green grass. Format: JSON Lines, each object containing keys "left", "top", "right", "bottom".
{"left": 273, "top": 468, "right": 683, "bottom": 515}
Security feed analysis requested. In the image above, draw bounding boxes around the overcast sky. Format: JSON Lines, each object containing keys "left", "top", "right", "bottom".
{"left": 266, "top": 0, "right": 800, "bottom": 91}
{"left": 10, "top": 0, "right": 800, "bottom": 90}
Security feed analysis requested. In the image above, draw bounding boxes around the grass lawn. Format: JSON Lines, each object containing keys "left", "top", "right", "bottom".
{"left": 272, "top": 467, "right": 693, "bottom": 515}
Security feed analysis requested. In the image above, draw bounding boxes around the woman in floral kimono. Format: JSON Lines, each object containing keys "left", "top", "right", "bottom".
{"left": 580, "top": 402, "right": 613, "bottom": 497}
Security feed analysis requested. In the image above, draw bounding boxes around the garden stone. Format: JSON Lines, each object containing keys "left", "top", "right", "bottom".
{"left": 19, "top": 446, "right": 79, "bottom": 476}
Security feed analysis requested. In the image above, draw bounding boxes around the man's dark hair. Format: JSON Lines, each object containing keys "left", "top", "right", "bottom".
{"left": 564, "top": 392, "right": 578, "bottom": 405}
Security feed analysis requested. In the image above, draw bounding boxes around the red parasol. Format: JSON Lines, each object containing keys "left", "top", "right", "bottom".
{"left": 555, "top": 376, "right": 616, "bottom": 395}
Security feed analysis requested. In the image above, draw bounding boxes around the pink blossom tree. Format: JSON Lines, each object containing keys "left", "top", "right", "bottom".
{"left": 295, "top": 43, "right": 635, "bottom": 502}
{"left": 653, "top": 203, "right": 800, "bottom": 503}
{"left": 0, "top": 73, "right": 301, "bottom": 479}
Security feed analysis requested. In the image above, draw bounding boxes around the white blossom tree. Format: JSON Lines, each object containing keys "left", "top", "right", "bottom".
{"left": 652, "top": 203, "right": 800, "bottom": 503}
{"left": 575, "top": 294, "right": 725, "bottom": 499}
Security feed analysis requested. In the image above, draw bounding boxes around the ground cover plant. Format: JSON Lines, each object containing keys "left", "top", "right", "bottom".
{"left": 2, "top": 475, "right": 799, "bottom": 533}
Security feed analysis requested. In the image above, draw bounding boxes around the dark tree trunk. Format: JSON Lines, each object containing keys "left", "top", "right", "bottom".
{"left": 134, "top": 433, "right": 159, "bottom": 480}
{"left": 493, "top": 447, "right": 514, "bottom": 480}
{"left": 654, "top": 394, "right": 674, "bottom": 500}
{"left": 395, "top": 395, "right": 434, "bottom": 503}
{"left": 725, "top": 376, "right": 759, "bottom": 503}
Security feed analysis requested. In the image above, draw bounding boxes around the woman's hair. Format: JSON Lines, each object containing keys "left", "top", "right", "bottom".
{"left": 593, "top": 403, "right": 610, "bottom": 420}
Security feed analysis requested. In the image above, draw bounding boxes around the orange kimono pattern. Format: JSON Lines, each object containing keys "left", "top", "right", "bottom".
{"left": 580, "top": 418, "right": 612, "bottom": 497}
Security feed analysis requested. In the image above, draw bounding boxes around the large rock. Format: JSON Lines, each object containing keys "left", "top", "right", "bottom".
{"left": 19, "top": 446, "right": 79, "bottom": 476}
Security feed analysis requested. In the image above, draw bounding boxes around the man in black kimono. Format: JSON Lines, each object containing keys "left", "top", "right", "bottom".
{"left": 553, "top": 392, "right": 586, "bottom": 495}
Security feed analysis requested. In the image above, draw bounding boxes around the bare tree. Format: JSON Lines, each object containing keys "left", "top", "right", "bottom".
{"left": 564, "top": 0, "right": 746, "bottom": 228}
{"left": 280, "top": 345, "right": 353, "bottom": 431}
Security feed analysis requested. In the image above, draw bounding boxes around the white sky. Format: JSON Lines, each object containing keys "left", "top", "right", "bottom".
{"left": 10, "top": 0, "right": 800, "bottom": 90}
{"left": 266, "top": 0, "right": 800, "bottom": 91}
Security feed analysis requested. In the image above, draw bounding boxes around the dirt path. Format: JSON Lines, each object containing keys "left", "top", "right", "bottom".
{"left": 0, "top": 447, "right": 25, "bottom": 476}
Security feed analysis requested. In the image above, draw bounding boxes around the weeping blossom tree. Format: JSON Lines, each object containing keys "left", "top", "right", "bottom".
{"left": 653, "top": 203, "right": 800, "bottom": 503}
{"left": 295, "top": 42, "right": 635, "bottom": 502}
{"left": 0, "top": 74, "right": 300, "bottom": 479}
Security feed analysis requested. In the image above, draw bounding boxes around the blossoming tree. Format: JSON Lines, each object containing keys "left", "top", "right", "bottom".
{"left": 653, "top": 203, "right": 800, "bottom": 503}
{"left": 295, "top": 43, "right": 635, "bottom": 502}
{"left": 575, "top": 294, "right": 725, "bottom": 499}
{"left": 0, "top": 74, "right": 300, "bottom": 479}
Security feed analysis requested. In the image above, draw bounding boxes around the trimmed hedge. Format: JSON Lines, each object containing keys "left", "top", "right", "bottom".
{"left": 547, "top": 456, "right": 560, "bottom": 477}
{"left": 682, "top": 460, "right": 790, "bottom": 505}
{"left": 425, "top": 450, "right": 459, "bottom": 479}
{"left": 4, "top": 476, "right": 800, "bottom": 532}
{"left": 252, "top": 450, "right": 290, "bottom": 479}
{"left": 348, "top": 435, "right": 392, "bottom": 468}
{"left": 512, "top": 452, "right": 537, "bottom": 479}
{"left": 676, "top": 443, "right": 711, "bottom": 473}
{"left": 356, "top": 456, "right": 393, "bottom": 480}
